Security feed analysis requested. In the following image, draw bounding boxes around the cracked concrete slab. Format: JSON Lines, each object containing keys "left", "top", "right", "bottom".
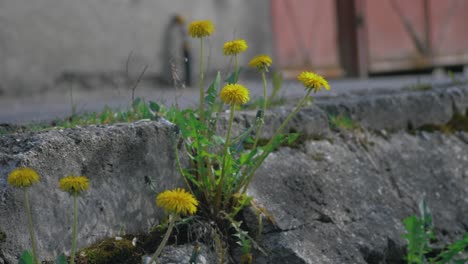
{"left": 246, "top": 131, "right": 467, "bottom": 263}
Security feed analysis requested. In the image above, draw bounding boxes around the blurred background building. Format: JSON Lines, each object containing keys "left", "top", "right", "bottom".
{"left": 0, "top": 0, "right": 467, "bottom": 96}
{"left": 273, "top": 0, "right": 468, "bottom": 78}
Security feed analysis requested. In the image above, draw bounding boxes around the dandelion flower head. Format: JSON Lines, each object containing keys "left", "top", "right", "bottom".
{"left": 59, "top": 176, "right": 89, "bottom": 195}
{"left": 220, "top": 84, "right": 250, "bottom": 105}
{"left": 248, "top": 54, "right": 272, "bottom": 71}
{"left": 297, "top": 71, "right": 330, "bottom": 92}
{"left": 188, "top": 20, "right": 214, "bottom": 38}
{"left": 223, "top": 39, "right": 248, "bottom": 56}
{"left": 156, "top": 188, "right": 198, "bottom": 215}
{"left": 8, "top": 167, "right": 40, "bottom": 188}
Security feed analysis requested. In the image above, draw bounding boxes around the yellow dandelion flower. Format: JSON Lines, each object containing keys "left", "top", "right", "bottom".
{"left": 223, "top": 39, "right": 248, "bottom": 56}
{"left": 248, "top": 54, "right": 272, "bottom": 71}
{"left": 188, "top": 20, "right": 214, "bottom": 38}
{"left": 7, "top": 167, "right": 40, "bottom": 188}
{"left": 220, "top": 84, "right": 250, "bottom": 105}
{"left": 297, "top": 71, "right": 330, "bottom": 92}
{"left": 156, "top": 188, "right": 198, "bottom": 215}
{"left": 59, "top": 176, "right": 89, "bottom": 195}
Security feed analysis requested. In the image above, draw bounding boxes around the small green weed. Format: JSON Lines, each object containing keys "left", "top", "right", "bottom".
{"left": 407, "top": 83, "right": 432, "bottom": 91}
{"left": 329, "top": 114, "right": 360, "bottom": 131}
{"left": 406, "top": 77, "right": 432, "bottom": 92}
{"left": 447, "top": 70, "right": 465, "bottom": 88}
{"left": 0, "top": 98, "right": 163, "bottom": 135}
{"left": 268, "top": 71, "right": 283, "bottom": 103}
{"left": 55, "top": 98, "right": 157, "bottom": 128}
{"left": 19, "top": 250, "right": 67, "bottom": 264}
{"left": 403, "top": 200, "right": 467, "bottom": 263}
{"left": 417, "top": 112, "right": 468, "bottom": 134}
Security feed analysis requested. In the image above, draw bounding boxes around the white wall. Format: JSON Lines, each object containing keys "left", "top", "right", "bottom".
{"left": 0, "top": 0, "right": 272, "bottom": 94}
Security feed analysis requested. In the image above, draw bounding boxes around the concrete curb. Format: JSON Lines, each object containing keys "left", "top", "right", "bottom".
{"left": 0, "top": 120, "right": 184, "bottom": 263}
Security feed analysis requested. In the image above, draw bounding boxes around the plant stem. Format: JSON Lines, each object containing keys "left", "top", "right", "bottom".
{"left": 234, "top": 55, "right": 239, "bottom": 82}
{"left": 149, "top": 214, "right": 176, "bottom": 264}
{"left": 199, "top": 38, "right": 205, "bottom": 125}
{"left": 196, "top": 38, "right": 212, "bottom": 195}
{"left": 214, "top": 104, "right": 236, "bottom": 212}
{"left": 70, "top": 85, "right": 75, "bottom": 117}
{"left": 70, "top": 193, "right": 78, "bottom": 264}
{"left": 173, "top": 135, "right": 211, "bottom": 203}
{"left": 174, "top": 142, "right": 194, "bottom": 195}
{"left": 252, "top": 71, "right": 268, "bottom": 149}
{"left": 24, "top": 189, "right": 39, "bottom": 264}
{"left": 240, "top": 89, "right": 313, "bottom": 193}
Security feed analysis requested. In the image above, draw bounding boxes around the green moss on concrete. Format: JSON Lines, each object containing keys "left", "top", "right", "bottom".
{"left": 329, "top": 114, "right": 361, "bottom": 132}
{"left": 78, "top": 237, "right": 142, "bottom": 264}
{"left": 406, "top": 83, "right": 432, "bottom": 91}
{"left": 418, "top": 112, "right": 468, "bottom": 133}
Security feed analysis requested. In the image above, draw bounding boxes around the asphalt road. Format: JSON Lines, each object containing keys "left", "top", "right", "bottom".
{"left": 0, "top": 73, "right": 466, "bottom": 124}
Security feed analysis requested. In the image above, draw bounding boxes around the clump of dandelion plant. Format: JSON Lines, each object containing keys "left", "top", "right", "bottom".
{"left": 172, "top": 21, "right": 331, "bottom": 216}
{"left": 8, "top": 167, "right": 40, "bottom": 264}
{"left": 168, "top": 19, "right": 330, "bottom": 263}
{"left": 58, "top": 175, "right": 89, "bottom": 264}
{"left": 149, "top": 188, "right": 198, "bottom": 264}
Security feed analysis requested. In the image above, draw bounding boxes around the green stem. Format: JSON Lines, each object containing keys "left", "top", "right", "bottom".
{"left": 24, "top": 189, "right": 39, "bottom": 264}
{"left": 240, "top": 89, "right": 313, "bottom": 193}
{"left": 214, "top": 104, "right": 236, "bottom": 212}
{"left": 234, "top": 55, "right": 239, "bottom": 82}
{"left": 70, "top": 85, "right": 77, "bottom": 118}
{"left": 149, "top": 214, "right": 176, "bottom": 264}
{"left": 70, "top": 194, "right": 78, "bottom": 264}
{"left": 196, "top": 38, "right": 212, "bottom": 198}
{"left": 174, "top": 144, "right": 194, "bottom": 195}
{"left": 252, "top": 71, "right": 268, "bottom": 149}
{"left": 174, "top": 136, "right": 212, "bottom": 204}
{"left": 199, "top": 38, "right": 205, "bottom": 125}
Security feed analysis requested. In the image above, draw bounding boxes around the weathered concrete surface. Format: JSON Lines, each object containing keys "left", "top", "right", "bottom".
{"left": 0, "top": 0, "right": 272, "bottom": 95}
{"left": 0, "top": 120, "right": 184, "bottom": 263}
{"left": 246, "top": 131, "right": 468, "bottom": 263}
{"left": 215, "top": 85, "right": 468, "bottom": 263}
{"left": 217, "top": 84, "right": 468, "bottom": 139}
{"left": 1, "top": 84, "right": 468, "bottom": 263}
{"left": 316, "top": 85, "right": 468, "bottom": 131}
{"left": 144, "top": 243, "right": 219, "bottom": 264}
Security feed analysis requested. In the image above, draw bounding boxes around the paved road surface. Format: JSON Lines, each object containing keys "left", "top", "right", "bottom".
{"left": 0, "top": 73, "right": 465, "bottom": 124}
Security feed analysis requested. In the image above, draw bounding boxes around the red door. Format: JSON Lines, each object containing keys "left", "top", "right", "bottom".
{"left": 272, "top": 0, "right": 468, "bottom": 77}
{"left": 271, "top": 0, "right": 343, "bottom": 78}
{"left": 365, "top": 0, "right": 468, "bottom": 73}
{"left": 430, "top": 0, "right": 468, "bottom": 66}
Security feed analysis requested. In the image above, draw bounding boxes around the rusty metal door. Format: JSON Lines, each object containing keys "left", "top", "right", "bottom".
{"left": 271, "top": 0, "right": 343, "bottom": 78}
{"left": 365, "top": 0, "right": 468, "bottom": 73}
